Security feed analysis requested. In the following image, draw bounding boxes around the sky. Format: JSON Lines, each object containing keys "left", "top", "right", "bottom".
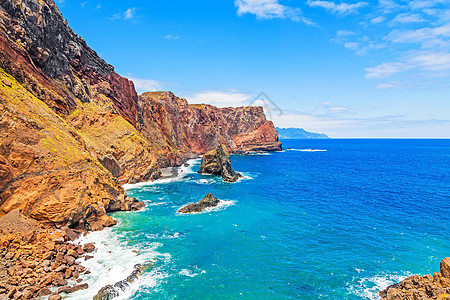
{"left": 56, "top": 0, "right": 450, "bottom": 138}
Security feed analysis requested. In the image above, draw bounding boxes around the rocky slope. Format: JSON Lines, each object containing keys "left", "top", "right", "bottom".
{"left": 0, "top": 0, "right": 281, "bottom": 229}
{"left": 380, "top": 258, "right": 450, "bottom": 300}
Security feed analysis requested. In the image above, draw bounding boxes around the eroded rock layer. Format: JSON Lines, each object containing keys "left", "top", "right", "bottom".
{"left": 0, "top": 0, "right": 281, "bottom": 228}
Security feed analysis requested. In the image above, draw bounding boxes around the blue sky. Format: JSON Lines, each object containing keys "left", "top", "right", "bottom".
{"left": 56, "top": 0, "right": 450, "bottom": 137}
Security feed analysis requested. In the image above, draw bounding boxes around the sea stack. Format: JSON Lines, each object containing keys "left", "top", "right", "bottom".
{"left": 379, "top": 257, "right": 450, "bottom": 299}
{"left": 178, "top": 193, "right": 220, "bottom": 213}
{"left": 198, "top": 144, "right": 242, "bottom": 183}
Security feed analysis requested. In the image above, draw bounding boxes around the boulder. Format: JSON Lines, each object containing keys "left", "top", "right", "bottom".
{"left": 198, "top": 144, "right": 242, "bottom": 182}
{"left": 178, "top": 193, "right": 220, "bottom": 214}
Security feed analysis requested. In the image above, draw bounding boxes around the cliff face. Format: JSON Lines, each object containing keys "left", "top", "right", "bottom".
{"left": 0, "top": 0, "right": 281, "bottom": 228}
{"left": 138, "top": 92, "right": 281, "bottom": 155}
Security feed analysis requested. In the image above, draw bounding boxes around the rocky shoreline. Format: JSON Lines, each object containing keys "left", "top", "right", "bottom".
{"left": 380, "top": 258, "right": 450, "bottom": 300}
{"left": 0, "top": 210, "right": 97, "bottom": 299}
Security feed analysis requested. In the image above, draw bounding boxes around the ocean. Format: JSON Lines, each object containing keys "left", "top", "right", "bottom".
{"left": 69, "top": 139, "right": 450, "bottom": 299}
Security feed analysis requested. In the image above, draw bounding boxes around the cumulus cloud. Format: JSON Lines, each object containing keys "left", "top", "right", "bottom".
{"left": 307, "top": 0, "right": 368, "bottom": 15}
{"left": 234, "top": 0, "right": 316, "bottom": 25}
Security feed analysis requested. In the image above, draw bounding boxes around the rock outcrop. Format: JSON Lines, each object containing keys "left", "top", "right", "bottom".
{"left": 198, "top": 144, "right": 242, "bottom": 182}
{"left": 178, "top": 193, "right": 220, "bottom": 214}
{"left": 380, "top": 258, "right": 450, "bottom": 300}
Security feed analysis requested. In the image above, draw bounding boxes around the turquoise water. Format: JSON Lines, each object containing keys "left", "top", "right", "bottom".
{"left": 73, "top": 139, "right": 450, "bottom": 299}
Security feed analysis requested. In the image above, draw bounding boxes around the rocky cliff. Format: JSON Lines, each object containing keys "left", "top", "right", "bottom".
{"left": 0, "top": 0, "right": 281, "bottom": 229}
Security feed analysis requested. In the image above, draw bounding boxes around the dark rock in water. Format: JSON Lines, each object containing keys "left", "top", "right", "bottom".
{"left": 130, "top": 198, "right": 145, "bottom": 211}
{"left": 379, "top": 257, "right": 450, "bottom": 300}
{"left": 94, "top": 285, "right": 118, "bottom": 300}
{"left": 198, "top": 144, "right": 242, "bottom": 182}
{"left": 93, "top": 262, "right": 153, "bottom": 300}
{"left": 184, "top": 163, "right": 190, "bottom": 167}
{"left": 178, "top": 193, "right": 220, "bottom": 214}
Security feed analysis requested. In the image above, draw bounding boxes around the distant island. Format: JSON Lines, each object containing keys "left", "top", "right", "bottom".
{"left": 276, "top": 127, "right": 329, "bottom": 139}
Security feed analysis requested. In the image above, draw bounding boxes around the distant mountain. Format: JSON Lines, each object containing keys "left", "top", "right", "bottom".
{"left": 276, "top": 127, "right": 329, "bottom": 139}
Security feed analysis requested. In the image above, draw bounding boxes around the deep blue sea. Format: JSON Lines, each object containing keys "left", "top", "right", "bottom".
{"left": 70, "top": 139, "right": 450, "bottom": 299}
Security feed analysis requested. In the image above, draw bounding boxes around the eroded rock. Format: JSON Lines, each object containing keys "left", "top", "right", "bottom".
{"left": 178, "top": 193, "right": 220, "bottom": 214}
{"left": 198, "top": 144, "right": 242, "bottom": 182}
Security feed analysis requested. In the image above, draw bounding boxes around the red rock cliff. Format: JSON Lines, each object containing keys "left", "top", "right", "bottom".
{"left": 0, "top": 0, "right": 281, "bottom": 228}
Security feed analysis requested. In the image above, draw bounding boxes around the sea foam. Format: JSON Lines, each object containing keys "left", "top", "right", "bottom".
{"left": 67, "top": 226, "right": 170, "bottom": 300}
{"left": 347, "top": 272, "right": 411, "bottom": 300}
{"left": 123, "top": 158, "right": 200, "bottom": 190}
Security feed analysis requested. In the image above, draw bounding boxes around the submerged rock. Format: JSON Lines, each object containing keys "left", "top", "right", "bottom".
{"left": 178, "top": 193, "right": 220, "bottom": 214}
{"left": 93, "top": 262, "right": 153, "bottom": 300}
{"left": 198, "top": 144, "right": 242, "bottom": 182}
{"left": 379, "top": 257, "right": 450, "bottom": 300}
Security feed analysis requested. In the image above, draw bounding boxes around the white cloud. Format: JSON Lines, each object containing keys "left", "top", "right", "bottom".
{"left": 337, "top": 30, "right": 355, "bottom": 37}
{"left": 234, "top": 0, "right": 316, "bottom": 25}
{"left": 410, "top": 52, "right": 450, "bottom": 71}
{"left": 307, "top": 0, "right": 368, "bottom": 15}
{"left": 371, "top": 16, "right": 386, "bottom": 24}
{"left": 127, "top": 77, "right": 161, "bottom": 94}
{"left": 124, "top": 8, "right": 136, "bottom": 20}
{"left": 391, "top": 13, "right": 425, "bottom": 24}
{"left": 386, "top": 23, "right": 450, "bottom": 45}
{"left": 185, "top": 90, "right": 254, "bottom": 107}
{"left": 365, "top": 62, "right": 409, "bottom": 79}
{"left": 375, "top": 81, "right": 405, "bottom": 89}
{"left": 365, "top": 51, "right": 450, "bottom": 79}
{"left": 110, "top": 8, "right": 137, "bottom": 21}
{"left": 164, "top": 34, "right": 180, "bottom": 40}
{"left": 344, "top": 41, "right": 359, "bottom": 50}
{"left": 409, "top": 0, "right": 450, "bottom": 9}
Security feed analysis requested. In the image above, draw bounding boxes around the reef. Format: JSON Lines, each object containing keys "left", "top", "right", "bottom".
{"left": 198, "top": 144, "right": 242, "bottom": 182}
{"left": 178, "top": 192, "right": 220, "bottom": 213}
{"left": 380, "top": 258, "right": 450, "bottom": 300}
